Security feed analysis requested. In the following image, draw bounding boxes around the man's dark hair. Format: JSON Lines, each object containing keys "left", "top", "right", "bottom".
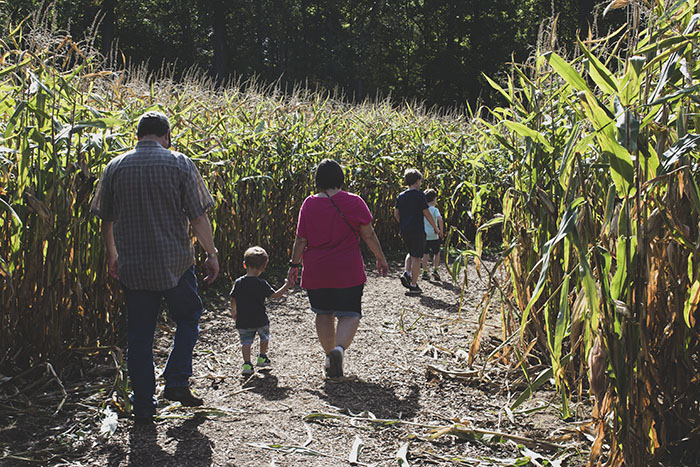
{"left": 315, "top": 159, "right": 344, "bottom": 191}
{"left": 403, "top": 168, "right": 422, "bottom": 186}
{"left": 136, "top": 111, "right": 170, "bottom": 138}
{"left": 424, "top": 188, "right": 437, "bottom": 202}
{"left": 244, "top": 246, "right": 268, "bottom": 269}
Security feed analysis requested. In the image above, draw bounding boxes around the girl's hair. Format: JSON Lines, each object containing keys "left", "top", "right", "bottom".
{"left": 315, "top": 159, "right": 344, "bottom": 190}
{"left": 403, "top": 168, "right": 422, "bottom": 186}
{"left": 244, "top": 246, "right": 268, "bottom": 269}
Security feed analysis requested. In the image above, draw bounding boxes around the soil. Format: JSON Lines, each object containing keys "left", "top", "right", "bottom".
{"left": 0, "top": 259, "right": 590, "bottom": 466}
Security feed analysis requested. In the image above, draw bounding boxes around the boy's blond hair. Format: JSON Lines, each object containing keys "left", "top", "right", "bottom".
{"left": 244, "top": 246, "right": 268, "bottom": 269}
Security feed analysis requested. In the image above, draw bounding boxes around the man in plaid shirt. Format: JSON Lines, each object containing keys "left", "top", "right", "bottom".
{"left": 91, "top": 111, "right": 219, "bottom": 424}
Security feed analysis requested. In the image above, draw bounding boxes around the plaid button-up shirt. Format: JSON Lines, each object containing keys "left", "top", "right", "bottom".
{"left": 91, "top": 140, "right": 215, "bottom": 291}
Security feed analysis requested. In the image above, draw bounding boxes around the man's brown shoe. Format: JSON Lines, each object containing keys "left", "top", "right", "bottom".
{"left": 163, "top": 387, "right": 203, "bottom": 407}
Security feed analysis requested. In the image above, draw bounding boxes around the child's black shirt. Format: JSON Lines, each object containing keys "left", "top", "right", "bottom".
{"left": 229, "top": 275, "right": 275, "bottom": 329}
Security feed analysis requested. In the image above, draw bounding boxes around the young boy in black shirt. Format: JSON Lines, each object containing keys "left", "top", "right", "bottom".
{"left": 230, "top": 246, "right": 291, "bottom": 375}
{"left": 394, "top": 169, "right": 440, "bottom": 295}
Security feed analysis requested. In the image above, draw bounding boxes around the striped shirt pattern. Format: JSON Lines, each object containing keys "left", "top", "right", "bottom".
{"left": 91, "top": 140, "right": 215, "bottom": 291}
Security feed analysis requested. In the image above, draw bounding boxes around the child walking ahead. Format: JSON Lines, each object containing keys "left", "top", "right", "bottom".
{"left": 230, "top": 246, "right": 291, "bottom": 376}
{"left": 394, "top": 168, "right": 440, "bottom": 295}
{"left": 421, "top": 189, "right": 444, "bottom": 281}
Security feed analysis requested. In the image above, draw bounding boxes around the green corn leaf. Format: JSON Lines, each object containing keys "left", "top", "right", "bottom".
{"left": 611, "top": 235, "right": 636, "bottom": 302}
{"left": 603, "top": 184, "right": 617, "bottom": 229}
{"left": 511, "top": 366, "right": 554, "bottom": 410}
{"left": 614, "top": 98, "right": 639, "bottom": 153}
{"left": 520, "top": 199, "right": 583, "bottom": 338}
{"left": 557, "top": 123, "right": 584, "bottom": 190}
{"left": 648, "top": 14, "right": 700, "bottom": 104}
{"left": 0, "top": 197, "right": 22, "bottom": 227}
{"left": 554, "top": 269, "right": 571, "bottom": 377}
{"left": 578, "top": 39, "right": 619, "bottom": 95}
{"left": 658, "top": 134, "right": 700, "bottom": 175}
{"left": 584, "top": 95, "right": 634, "bottom": 196}
{"left": 4, "top": 100, "right": 27, "bottom": 138}
{"left": 0, "top": 56, "right": 32, "bottom": 77}
{"left": 483, "top": 73, "right": 513, "bottom": 106}
{"left": 502, "top": 120, "right": 553, "bottom": 152}
{"left": 648, "top": 83, "right": 700, "bottom": 106}
{"left": 635, "top": 31, "right": 700, "bottom": 54}
{"left": 544, "top": 51, "right": 590, "bottom": 94}
{"left": 683, "top": 280, "right": 700, "bottom": 328}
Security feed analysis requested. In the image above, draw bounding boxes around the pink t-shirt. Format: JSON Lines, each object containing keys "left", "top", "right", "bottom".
{"left": 296, "top": 191, "right": 373, "bottom": 289}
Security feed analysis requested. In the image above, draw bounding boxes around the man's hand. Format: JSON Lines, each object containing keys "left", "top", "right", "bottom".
{"left": 107, "top": 254, "right": 119, "bottom": 280}
{"left": 376, "top": 258, "right": 389, "bottom": 277}
{"left": 203, "top": 255, "right": 220, "bottom": 284}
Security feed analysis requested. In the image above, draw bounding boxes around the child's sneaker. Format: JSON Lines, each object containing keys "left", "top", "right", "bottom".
{"left": 241, "top": 362, "right": 254, "bottom": 376}
{"left": 432, "top": 270, "right": 440, "bottom": 281}
{"left": 399, "top": 271, "right": 411, "bottom": 289}
{"left": 256, "top": 354, "right": 271, "bottom": 367}
{"left": 421, "top": 270, "right": 429, "bottom": 280}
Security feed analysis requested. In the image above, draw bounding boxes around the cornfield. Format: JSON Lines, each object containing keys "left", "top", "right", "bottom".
{"left": 0, "top": 19, "right": 501, "bottom": 369}
{"left": 463, "top": 1, "right": 700, "bottom": 464}
{"left": 2, "top": 0, "right": 700, "bottom": 464}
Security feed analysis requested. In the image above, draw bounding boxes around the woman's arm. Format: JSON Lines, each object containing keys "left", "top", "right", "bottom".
{"left": 287, "top": 235, "right": 308, "bottom": 283}
{"left": 359, "top": 223, "right": 388, "bottom": 277}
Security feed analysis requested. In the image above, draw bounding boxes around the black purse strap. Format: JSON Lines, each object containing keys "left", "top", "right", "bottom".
{"left": 325, "top": 191, "right": 359, "bottom": 242}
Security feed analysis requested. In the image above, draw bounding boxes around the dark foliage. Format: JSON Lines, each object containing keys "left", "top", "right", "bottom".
{"left": 2, "top": 0, "right": 625, "bottom": 109}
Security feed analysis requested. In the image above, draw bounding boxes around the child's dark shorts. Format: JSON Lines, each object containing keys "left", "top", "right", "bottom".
{"left": 402, "top": 231, "right": 426, "bottom": 258}
{"left": 307, "top": 284, "right": 364, "bottom": 318}
{"left": 425, "top": 239, "right": 441, "bottom": 255}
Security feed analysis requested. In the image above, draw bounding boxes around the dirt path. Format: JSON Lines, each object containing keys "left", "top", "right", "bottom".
{"left": 1, "top": 260, "right": 587, "bottom": 466}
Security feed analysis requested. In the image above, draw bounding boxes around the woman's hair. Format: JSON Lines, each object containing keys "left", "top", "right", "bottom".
{"left": 137, "top": 111, "right": 170, "bottom": 137}
{"left": 243, "top": 246, "right": 269, "bottom": 269}
{"left": 424, "top": 188, "right": 437, "bottom": 202}
{"left": 403, "top": 168, "right": 422, "bottom": 186}
{"left": 315, "top": 159, "right": 344, "bottom": 190}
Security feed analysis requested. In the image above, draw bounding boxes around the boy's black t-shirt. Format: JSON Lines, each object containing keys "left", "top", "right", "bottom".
{"left": 395, "top": 189, "right": 428, "bottom": 235}
{"left": 229, "top": 275, "right": 275, "bottom": 329}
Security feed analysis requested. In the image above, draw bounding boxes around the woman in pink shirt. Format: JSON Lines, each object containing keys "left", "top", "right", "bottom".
{"left": 288, "top": 159, "right": 389, "bottom": 378}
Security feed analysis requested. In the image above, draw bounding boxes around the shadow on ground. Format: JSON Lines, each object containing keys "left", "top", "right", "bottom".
{"left": 305, "top": 379, "right": 420, "bottom": 420}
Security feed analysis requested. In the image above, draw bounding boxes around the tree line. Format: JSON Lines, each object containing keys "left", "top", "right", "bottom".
{"left": 4, "top": 1, "right": 625, "bottom": 109}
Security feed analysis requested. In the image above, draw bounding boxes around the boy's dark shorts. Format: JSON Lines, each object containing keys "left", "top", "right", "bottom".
{"left": 425, "top": 239, "right": 441, "bottom": 255}
{"left": 402, "top": 231, "right": 426, "bottom": 258}
{"left": 307, "top": 284, "right": 364, "bottom": 318}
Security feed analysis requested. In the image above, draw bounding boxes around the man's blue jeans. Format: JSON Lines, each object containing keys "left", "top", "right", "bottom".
{"left": 122, "top": 266, "right": 203, "bottom": 417}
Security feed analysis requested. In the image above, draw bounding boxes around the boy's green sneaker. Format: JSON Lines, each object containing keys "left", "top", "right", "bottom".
{"left": 421, "top": 270, "right": 429, "bottom": 280}
{"left": 242, "top": 362, "right": 254, "bottom": 376}
{"left": 432, "top": 270, "right": 440, "bottom": 281}
{"left": 256, "top": 355, "right": 271, "bottom": 367}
